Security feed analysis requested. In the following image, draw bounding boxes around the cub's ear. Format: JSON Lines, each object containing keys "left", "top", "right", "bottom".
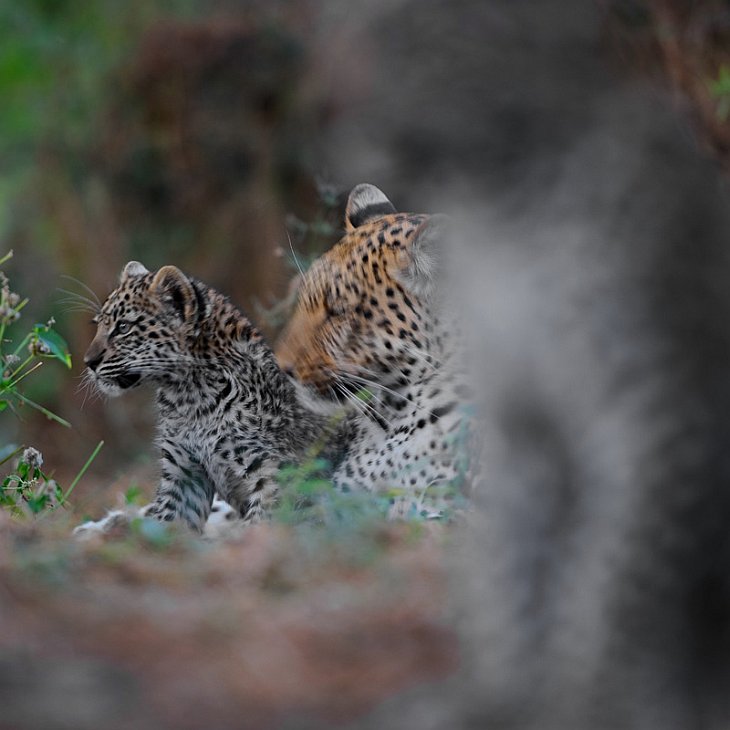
{"left": 120, "top": 261, "right": 149, "bottom": 283}
{"left": 399, "top": 214, "right": 450, "bottom": 300}
{"left": 150, "top": 265, "right": 198, "bottom": 323}
{"left": 345, "top": 184, "right": 397, "bottom": 230}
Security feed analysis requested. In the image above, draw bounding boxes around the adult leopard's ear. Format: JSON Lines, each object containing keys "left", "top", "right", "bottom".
{"left": 150, "top": 265, "right": 198, "bottom": 323}
{"left": 399, "top": 214, "right": 450, "bottom": 300}
{"left": 120, "top": 261, "right": 149, "bottom": 283}
{"left": 345, "top": 184, "right": 397, "bottom": 230}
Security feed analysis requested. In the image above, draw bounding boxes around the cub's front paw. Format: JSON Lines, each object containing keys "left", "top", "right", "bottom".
{"left": 73, "top": 509, "right": 136, "bottom": 540}
{"left": 203, "top": 496, "right": 244, "bottom": 539}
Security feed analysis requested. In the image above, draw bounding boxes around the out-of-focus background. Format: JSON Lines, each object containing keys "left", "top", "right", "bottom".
{"left": 2, "top": 0, "right": 349, "bottom": 502}
{"left": 3, "top": 0, "right": 729, "bottom": 498}
{"left": 2, "top": 1, "right": 730, "bottom": 728}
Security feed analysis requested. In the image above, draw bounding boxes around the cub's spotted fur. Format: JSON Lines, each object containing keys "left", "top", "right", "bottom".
{"left": 77, "top": 262, "right": 337, "bottom": 534}
{"left": 276, "top": 184, "right": 474, "bottom": 517}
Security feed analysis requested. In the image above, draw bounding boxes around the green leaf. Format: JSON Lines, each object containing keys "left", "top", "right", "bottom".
{"left": 27, "top": 494, "right": 50, "bottom": 514}
{"left": 124, "top": 484, "right": 143, "bottom": 505}
{"left": 0, "top": 400, "right": 8, "bottom": 412}
{"left": 708, "top": 66, "right": 730, "bottom": 98}
{"left": 33, "top": 325, "right": 72, "bottom": 368}
{"left": 296, "top": 478, "right": 332, "bottom": 496}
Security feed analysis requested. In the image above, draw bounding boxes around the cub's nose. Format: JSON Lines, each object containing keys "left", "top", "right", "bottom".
{"left": 84, "top": 350, "right": 105, "bottom": 372}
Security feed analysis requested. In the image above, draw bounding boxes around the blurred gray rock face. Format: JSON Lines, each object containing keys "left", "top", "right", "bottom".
{"left": 313, "top": 1, "right": 730, "bottom": 728}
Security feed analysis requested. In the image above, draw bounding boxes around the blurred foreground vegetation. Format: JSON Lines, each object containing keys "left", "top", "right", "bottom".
{"left": 0, "top": 0, "right": 343, "bottom": 495}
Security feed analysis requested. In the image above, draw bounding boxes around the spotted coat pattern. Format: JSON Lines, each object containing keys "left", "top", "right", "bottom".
{"left": 76, "top": 185, "right": 473, "bottom": 536}
{"left": 276, "top": 185, "right": 474, "bottom": 517}
{"left": 79, "top": 262, "right": 335, "bottom": 533}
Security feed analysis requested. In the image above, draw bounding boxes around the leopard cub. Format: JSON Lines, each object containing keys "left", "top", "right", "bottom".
{"left": 76, "top": 261, "right": 337, "bottom": 535}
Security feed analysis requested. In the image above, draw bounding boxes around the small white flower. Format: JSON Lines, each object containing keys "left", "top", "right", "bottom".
{"left": 29, "top": 339, "right": 50, "bottom": 356}
{"left": 21, "top": 447, "right": 43, "bottom": 471}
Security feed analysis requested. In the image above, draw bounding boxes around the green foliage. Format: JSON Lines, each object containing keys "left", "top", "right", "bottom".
{"left": 0, "top": 251, "right": 102, "bottom": 517}
{"left": 269, "top": 400, "right": 474, "bottom": 541}
{"left": 0, "top": 0, "right": 202, "bottom": 242}
{"left": 0, "top": 251, "right": 71, "bottom": 425}
{"left": 273, "top": 457, "right": 396, "bottom": 530}
{"left": 0, "top": 436, "right": 103, "bottom": 519}
{"left": 267, "top": 455, "right": 461, "bottom": 570}
{"left": 708, "top": 65, "right": 730, "bottom": 121}
{"left": 124, "top": 484, "right": 146, "bottom": 505}
{"left": 0, "top": 447, "right": 63, "bottom": 517}
{"left": 273, "top": 454, "right": 468, "bottom": 532}
{"left": 0, "top": 1, "right": 184, "bottom": 158}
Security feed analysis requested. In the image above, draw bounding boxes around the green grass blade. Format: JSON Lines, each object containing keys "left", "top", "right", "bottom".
{"left": 14, "top": 391, "right": 72, "bottom": 427}
{"left": 7, "top": 359, "right": 42, "bottom": 389}
{"left": 62, "top": 440, "right": 103, "bottom": 504}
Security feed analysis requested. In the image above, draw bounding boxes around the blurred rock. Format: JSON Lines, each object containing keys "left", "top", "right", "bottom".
{"left": 312, "top": 1, "right": 730, "bottom": 728}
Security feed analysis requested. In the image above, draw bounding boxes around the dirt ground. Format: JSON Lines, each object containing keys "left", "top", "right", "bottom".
{"left": 0, "top": 504, "right": 459, "bottom": 730}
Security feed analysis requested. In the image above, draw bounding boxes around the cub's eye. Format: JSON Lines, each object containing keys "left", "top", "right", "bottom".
{"left": 115, "top": 320, "right": 132, "bottom": 335}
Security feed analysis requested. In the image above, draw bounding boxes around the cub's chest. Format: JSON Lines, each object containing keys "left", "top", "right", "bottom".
{"left": 158, "top": 408, "right": 254, "bottom": 446}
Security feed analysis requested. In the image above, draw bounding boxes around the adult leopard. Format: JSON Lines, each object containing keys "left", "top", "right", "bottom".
{"left": 275, "top": 184, "right": 475, "bottom": 517}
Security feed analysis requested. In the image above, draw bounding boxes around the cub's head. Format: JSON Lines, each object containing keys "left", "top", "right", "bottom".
{"left": 275, "top": 184, "right": 448, "bottom": 397}
{"left": 85, "top": 262, "right": 203, "bottom": 396}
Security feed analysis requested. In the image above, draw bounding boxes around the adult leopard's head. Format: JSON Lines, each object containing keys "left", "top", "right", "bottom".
{"left": 275, "top": 184, "right": 448, "bottom": 397}
{"left": 84, "top": 262, "right": 203, "bottom": 396}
